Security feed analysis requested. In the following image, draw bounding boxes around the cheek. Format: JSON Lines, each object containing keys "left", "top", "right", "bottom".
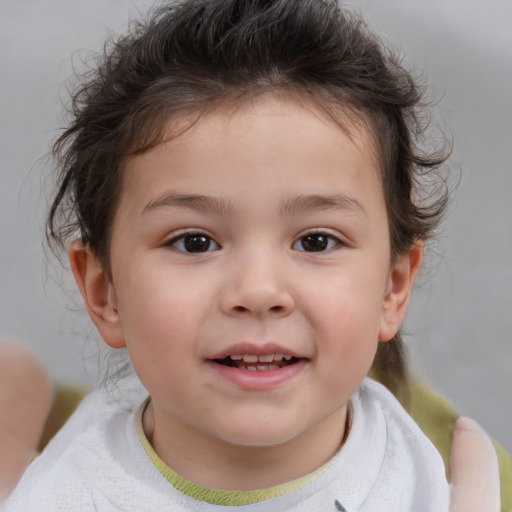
{"left": 114, "top": 269, "right": 210, "bottom": 358}
{"left": 302, "top": 267, "right": 386, "bottom": 375}
{"left": 303, "top": 267, "right": 387, "bottom": 332}
{"left": 115, "top": 283, "right": 200, "bottom": 396}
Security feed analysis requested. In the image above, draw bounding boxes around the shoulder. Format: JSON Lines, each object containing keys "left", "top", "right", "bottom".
{"left": 358, "top": 377, "right": 446, "bottom": 437}
{"left": 4, "top": 378, "right": 197, "bottom": 511}
{"left": 4, "top": 383, "right": 142, "bottom": 511}
{"left": 357, "top": 377, "right": 447, "bottom": 458}
{"left": 354, "top": 378, "right": 450, "bottom": 509}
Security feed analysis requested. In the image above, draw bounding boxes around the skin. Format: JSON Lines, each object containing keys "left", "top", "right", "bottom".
{"left": 0, "top": 340, "right": 52, "bottom": 500}
{"left": 68, "top": 96, "right": 500, "bottom": 504}
{"left": 71, "top": 96, "right": 421, "bottom": 490}
{"left": 449, "top": 416, "right": 501, "bottom": 512}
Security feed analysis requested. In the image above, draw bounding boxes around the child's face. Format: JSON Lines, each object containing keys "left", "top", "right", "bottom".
{"left": 73, "top": 96, "right": 418, "bottom": 464}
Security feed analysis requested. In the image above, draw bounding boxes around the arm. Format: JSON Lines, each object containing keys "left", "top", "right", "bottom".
{"left": 449, "top": 416, "right": 501, "bottom": 512}
{"left": 0, "top": 341, "right": 52, "bottom": 500}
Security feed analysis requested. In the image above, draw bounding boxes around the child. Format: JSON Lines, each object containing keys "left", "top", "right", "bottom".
{"left": 6, "top": 0, "right": 456, "bottom": 510}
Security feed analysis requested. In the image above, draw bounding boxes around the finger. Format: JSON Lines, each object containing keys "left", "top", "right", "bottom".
{"left": 449, "top": 415, "right": 500, "bottom": 512}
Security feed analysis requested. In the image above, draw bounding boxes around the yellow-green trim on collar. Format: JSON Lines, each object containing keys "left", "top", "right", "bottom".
{"left": 135, "top": 398, "right": 333, "bottom": 506}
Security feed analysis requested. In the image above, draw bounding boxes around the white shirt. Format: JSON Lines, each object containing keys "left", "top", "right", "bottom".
{"left": 4, "top": 377, "right": 449, "bottom": 511}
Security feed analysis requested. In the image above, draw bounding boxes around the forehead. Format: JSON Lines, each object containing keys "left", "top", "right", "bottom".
{"left": 123, "top": 96, "right": 384, "bottom": 210}
{"left": 123, "top": 94, "right": 382, "bottom": 193}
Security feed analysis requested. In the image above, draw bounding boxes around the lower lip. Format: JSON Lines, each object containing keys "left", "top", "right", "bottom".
{"left": 207, "top": 360, "right": 307, "bottom": 390}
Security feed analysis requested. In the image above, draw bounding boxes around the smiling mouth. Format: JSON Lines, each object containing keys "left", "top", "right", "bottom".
{"left": 214, "top": 354, "right": 300, "bottom": 371}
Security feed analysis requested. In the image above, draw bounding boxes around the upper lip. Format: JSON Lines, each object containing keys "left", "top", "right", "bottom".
{"left": 208, "top": 342, "right": 303, "bottom": 361}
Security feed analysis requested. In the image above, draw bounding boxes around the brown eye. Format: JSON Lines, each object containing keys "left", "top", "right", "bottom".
{"left": 293, "top": 233, "right": 341, "bottom": 252}
{"left": 301, "top": 235, "right": 328, "bottom": 252}
{"left": 184, "top": 235, "right": 211, "bottom": 252}
{"left": 169, "top": 233, "right": 220, "bottom": 253}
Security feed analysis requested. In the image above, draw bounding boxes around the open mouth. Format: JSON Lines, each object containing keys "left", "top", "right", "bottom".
{"left": 213, "top": 354, "right": 300, "bottom": 371}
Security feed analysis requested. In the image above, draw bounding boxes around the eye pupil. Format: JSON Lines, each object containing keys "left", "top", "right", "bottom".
{"left": 184, "top": 235, "right": 210, "bottom": 252}
{"left": 301, "top": 235, "right": 328, "bottom": 252}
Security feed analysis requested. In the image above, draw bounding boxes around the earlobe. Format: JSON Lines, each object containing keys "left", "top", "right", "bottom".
{"left": 378, "top": 241, "right": 423, "bottom": 342}
{"left": 68, "top": 240, "right": 126, "bottom": 349}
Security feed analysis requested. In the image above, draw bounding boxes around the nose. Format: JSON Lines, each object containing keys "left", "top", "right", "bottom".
{"left": 219, "top": 253, "right": 295, "bottom": 319}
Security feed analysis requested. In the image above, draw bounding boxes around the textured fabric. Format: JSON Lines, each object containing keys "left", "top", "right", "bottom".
{"left": 4, "top": 377, "right": 449, "bottom": 512}
{"left": 34, "top": 379, "right": 512, "bottom": 510}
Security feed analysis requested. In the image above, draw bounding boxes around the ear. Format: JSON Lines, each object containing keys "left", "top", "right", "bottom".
{"left": 68, "top": 240, "right": 126, "bottom": 349}
{"left": 378, "top": 241, "right": 423, "bottom": 342}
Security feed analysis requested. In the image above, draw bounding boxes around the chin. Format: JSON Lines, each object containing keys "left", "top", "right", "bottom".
{"left": 212, "top": 422, "right": 304, "bottom": 449}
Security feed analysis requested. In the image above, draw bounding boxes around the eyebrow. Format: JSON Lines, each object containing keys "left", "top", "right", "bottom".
{"left": 142, "top": 192, "right": 235, "bottom": 216}
{"left": 142, "top": 191, "right": 367, "bottom": 218}
{"left": 279, "top": 194, "right": 367, "bottom": 217}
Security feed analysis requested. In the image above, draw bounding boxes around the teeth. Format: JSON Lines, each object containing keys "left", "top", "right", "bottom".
{"left": 235, "top": 363, "right": 281, "bottom": 371}
{"left": 232, "top": 354, "right": 294, "bottom": 363}
{"left": 225, "top": 353, "right": 296, "bottom": 371}
{"left": 257, "top": 364, "right": 280, "bottom": 370}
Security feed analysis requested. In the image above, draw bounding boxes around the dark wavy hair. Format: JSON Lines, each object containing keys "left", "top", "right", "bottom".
{"left": 47, "top": 0, "right": 450, "bottom": 398}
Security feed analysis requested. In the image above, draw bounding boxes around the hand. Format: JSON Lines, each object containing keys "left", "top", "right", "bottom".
{"left": 449, "top": 415, "right": 501, "bottom": 512}
{"left": 0, "top": 341, "right": 52, "bottom": 501}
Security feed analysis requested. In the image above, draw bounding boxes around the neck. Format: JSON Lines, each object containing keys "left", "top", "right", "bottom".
{"left": 143, "top": 400, "right": 349, "bottom": 490}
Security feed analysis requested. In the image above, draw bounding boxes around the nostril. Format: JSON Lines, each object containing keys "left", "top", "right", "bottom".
{"left": 232, "top": 304, "right": 283, "bottom": 314}
{"left": 222, "top": 291, "right": 294, "bottom": 317}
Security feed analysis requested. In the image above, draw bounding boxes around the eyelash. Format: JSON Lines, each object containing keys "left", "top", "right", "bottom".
{"left": 164, "top": 230, "right": 344, "bottom": 254}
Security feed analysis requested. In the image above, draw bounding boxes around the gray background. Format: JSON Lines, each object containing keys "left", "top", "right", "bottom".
{"left": 1, "top": 0, "right": 511, "bottom": 451}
